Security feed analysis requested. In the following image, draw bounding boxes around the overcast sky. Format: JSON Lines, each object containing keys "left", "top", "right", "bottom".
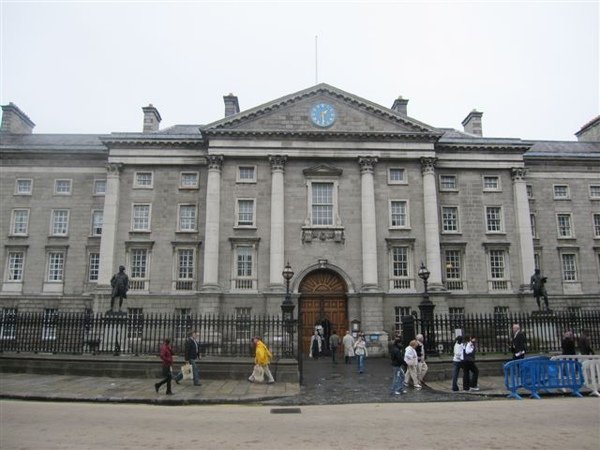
{"left": 1, "top": 1, "right": 598, "bottom": 141}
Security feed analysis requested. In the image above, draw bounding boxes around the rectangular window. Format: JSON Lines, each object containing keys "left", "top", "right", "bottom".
{"left": 589, "top": 185, "right": 600, "bottom": 199}
{"left": 51, "top": 210, "right": 69, "bottom": 236}
{"left": 449, "top": 307, "right": 465, "bottom": 317}
{"left": 11, "top": 209, "right": 29, "bottom": 235}
{"left": 180, "top": 172, "right": 199, "bottom": 189}
{"left": 553, "top": 185, "right": 570, "bottom": 199}
{"left": 483, "top": 175, "right": 500, "bottom": 191}
{"left": 594, "top": 214, "right": 600, "bottom": 238}
{"left": 494, "top": 306, "right": 509, "bottom": 316}
{"left": 530, "top": 214, "right": 536, "bottom": 238}
{"left": 132, "top": 204, "right": 151, "bottom": 231}
{"left": 176, "top": 249, "right": 195, "bottom": 290}
{"left": 444, "top": 250, "right": 463, "bottom": 290}
{"left": 88, "top": 253, "right": 100, "bottom": 282}
{"left": 94, "top": 179, "right": 106, "bottom": 195}
{"left": 54, "top": 179, "right": 72, "bottom": 195}
{"left": 526, "top": 185, "right": 533, "bottom": 199}
{"left": 237, "top": 166, "right": 256, "bottom": 183}
{"left": 42, "top": 308, "right": 57, "bottom": 340}
{"left": 130, "top": 249, "right": 148, "bottom": 288}
{"left": 556, "top": 213, "right": 573, "bottom": 238}
{"left": 174, "top": 308, "right": 191, "bottom": 339}
{"left": 134, "top": 171, "right": 153, "bottom": 188}
{"left": 440, "top": 175, "right": 457, "bottom": 190}
{"left": 236, "top": 199, "right": 255, "bottom": 227}
{"left": 485, "top": 206, "right": 503, "bottom": 232}
{"left": 1, "top": 308, "right": 17, "bottom": 340}
{"left": 311, "top": 182, "right": 334, "bottom": 226}
{"left": 390, "top": 246, "right": 411, "bottom": 290}
{"left": 47, "top": 252, "right": 65, "bottom": 281}
{"left": 388, "top": 168, "right": 406, "bottom": 184}
{"left": 178, "top": 205, "right": 197, "bottom": 231}
{"left": 15, "top": 179, "right": 32, "bottom": 195}
{"left": 127, "top": 308, "right": 144, "bottom": 339}
{"left": 442, "top": 207, "right": 459, "bottom": 232}
{"left": 489, "top": 249, "right": 508, "bottom": 290}
{"left": 390, "top": 201, "right": 408, "bottom": 228}
{"left": 394, "top": 306, "right": 412, "bottom": 334}
{"left": 561, "top": 254, "right": 577, "bottom": 281}
{"left": 7, "top": 252, "right": 24, "bottom": 281}
{"left": 235, "top": 307, "right": 252, "bottom": 341}
{"left": 91, "top": 210, "right": 103, "bottom": 236}
{"left": 235, "top": 246, "right": 254, "bottom": 290}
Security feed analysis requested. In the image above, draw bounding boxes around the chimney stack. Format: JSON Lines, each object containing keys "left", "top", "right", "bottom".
{"left": 462, "top": 109, "right": 483, "bottom": 136}
{"left": 142, "top": 104, "right": 161, "bottom": 133}
{"left": 1, "top": 103, "right": 35, "bottom": 134}
{"left": 224, "top": 93, "right": 240, "bottom": 117}
{"left": 391, "top": 96, "right": 409, "bottom": 116}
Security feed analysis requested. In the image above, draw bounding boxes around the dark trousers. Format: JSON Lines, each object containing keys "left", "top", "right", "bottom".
{"left": 156, "top": 366, "right": 172, "bottom": 393}
{"left": 331, "top": 346, "right": 337, "bottom": 363}
{"left": 462, "top": 361, "right": 479, "bottom": 390}
{"left": 451, "top": 361, "right": 462, "bottom": 391}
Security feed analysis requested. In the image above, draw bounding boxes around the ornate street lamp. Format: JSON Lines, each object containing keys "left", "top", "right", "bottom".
{"left": 281, "top": 262, "right": 295, "bottom": 358}
{"left": 417, "top": 261, "right": 437, "bottom": 356}
{"left": 418, "top": 261, "right": 430, "bottom": 296}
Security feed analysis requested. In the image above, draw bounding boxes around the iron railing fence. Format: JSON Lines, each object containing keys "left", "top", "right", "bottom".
{"left": 0, "top": 312, "right": 296, "bottom": 357}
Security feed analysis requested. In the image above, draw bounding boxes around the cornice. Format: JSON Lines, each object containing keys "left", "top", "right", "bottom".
{"left": 202, "top": 129, "right": 442, "bottom": 142}
{"left": 100, "top": 135, "right": 203, "bottom": 148}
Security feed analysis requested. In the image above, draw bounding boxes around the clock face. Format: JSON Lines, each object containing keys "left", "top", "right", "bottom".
{"left": 310, "top": 103, "right": 336, "bottom": 128}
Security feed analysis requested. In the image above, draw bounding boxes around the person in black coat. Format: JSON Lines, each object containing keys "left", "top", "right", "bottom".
{"left": 389, "top": 338, "right": 407, "bottom": 395}
{"left": 578, "top": 330, "right": 594, "bottom": 355}
{"left": 511, "top": 324, "right": 527, "bottom": 360}
{"left": 174, "top": 330, "right": 201, "bottom": 386}
{"left": 561, "top": 330, "right": 576, "bottom": 355}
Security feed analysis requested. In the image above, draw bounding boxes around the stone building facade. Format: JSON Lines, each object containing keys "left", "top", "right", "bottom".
{"left": 1, "top": 84, "right": 599, "bottom": 349}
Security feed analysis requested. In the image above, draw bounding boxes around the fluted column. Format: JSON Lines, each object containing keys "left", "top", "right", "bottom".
{"left": 202, "top": 155, "right": 223, "bottom": 288}
{"left": 512, "top": 168, "right": 535, "bottom": 290}
{"left": 98, "top": 163, "right": 122, "bottom": 285}
{"left": 269, "top": 155, "right": 287, "bottom": 286}
{"left": 358, "top": 157, "right": 379, "bottom": 290}
{"left": 420, "top": 157, "right": 443, "bottom": 289}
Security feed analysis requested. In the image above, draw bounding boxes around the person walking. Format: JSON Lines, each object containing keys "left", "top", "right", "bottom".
{"left": 415, "top": 334, "right": 428, "bottom": 385}
{"left": 390, "top": 337, "right": 407, "bottom": 395}
{"left": 561, "top": 330, "right": 576, "bottom": 355}
{"left": 354, "top": 333, "right": 368, "bottom": 374}
{"left": 309, "top": 329, "right": 323, "bottom": 359}
{"left": 329, "top": 329, "right": 340, "bottom": 364}
{"left": 451, "top": 335, "right": 464, "bottom": 392}
{"left": 511, "top": 324, "right": 527, "bottom": 360}
{"left": 578, "top": 330, "right": 594, "bottom": 355}
{"left": 342, "top": 330, "right": 355, "bottom": 364}
{"left": 174, "top": 330, "right": 201, "bottom": 386}
{"left": 462, "top": 336, "right": 479, "bottom": 391}
{"left": 155, "top": 338, "right": 174, "bottom": 395}
{"left": 404, "top": 339, "right": 421, "bottom": 390}
{"left": 248, "top": 336, "right": 275, "bottom": 384}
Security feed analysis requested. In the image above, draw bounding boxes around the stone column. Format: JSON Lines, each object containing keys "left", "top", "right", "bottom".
{"left": 269, "top": 155, "right": 287, "bottom": 287}
{"left": 512, "top": 168, "right": 535, "bottom": 290}
{"left": 420, "top": 157, "right": 443, "bottom": 289}
{"left": 98, "top": 163, "right": 122, "bottom": 285}
{"left": 202, "top": 155, "right": 223, "bottom": 289}
{"left": 358, "top": 157, "right": 379, "bottom": 290}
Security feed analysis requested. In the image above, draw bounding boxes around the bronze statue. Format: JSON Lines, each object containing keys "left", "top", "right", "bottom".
{"left": 530, "top": 269, "right": 549, "bottom": 311}
{"left": 110, "top": 265, "right": 129, "bottom": 312}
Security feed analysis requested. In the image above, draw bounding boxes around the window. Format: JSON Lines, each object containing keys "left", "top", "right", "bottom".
{"left": 134, "top": 171, "right": 153, "bottom": 188}
{"left": 178, "top": 205, "right": 197, "bottom": 232}
{"left": 175, "top": 248, "right": 195, "bottom": 290}
{"left": 127, "top": 308, "right": 144, "bottom": 339}
{"left": 441, "top": 206, "right": 459, "bottom": 233}
{"left": 394, "top": 306, "right": 412, "bottom": 334}
{"left": 11, "top": 209, "right": 29, "bottom": 235}
{"left": 93, "top": 179, "right": 106, "bottom": 195}
{"left": 91, "top": 210, "right": 103, "bottom": 236}
{"left": 129, "top": 249, "right": 149, "bottom": 290}
{"left": 54, "top": 179, "right": 72, "bottom": 195}
{"left": 526, "top": 185, "right": 533, "bottom": 199}
{"left": 390, "top": 246, "right": 412, "bottom": 290}
{"left": 556, "top": 213, "right": 573, "bottom": 238}
{"left": 389, "top": 200, "right": 409, "bottom": 228}
{"left": 236, "top": 199, "right": 256, "bottom": 227}
{"left": 235, "top": 307, "right": 252, "bottom": 341}
{"left": 311, "top": 182, "right": 334, "bottom": 226}
{"left": 530, "top": 214, "right": 537, "bottom": 238}
{"left": 444, "top": 250, "right": 464, "bottom": 290}
{"left": 388, "top": 168, "right": 406, "bottom": 184}
{"left": 494, "top": 306, "right": 509, "bottom": 316}
{"left": 237, "top": 166, "right": 256, "bottom": 183}
{"left": 483, "top": 175, "right": 501, "bottom": 191}
{"left": 234, "top": 246, "right": 254, "bottom": 290}
{"left": 6, "top": 252, "right": 24, "bottom": 282}
{"left": 42, "top": 308, "right": 57, "bottom": 340}
{"left": 180, "top": 172, "right": 199, "bottom": 189}
{"left": 590, "top": 185, "right": 600, "bottom": 199}
{"left": 15, "top": 179, "right": 32, "bottom": 195}
{"left": 485, "top": 206, "right": 504, "bottom": 233}
{"left": 488, "top": 249, "right": 509, "bottom": 291}
{"left": 561, "top": 254, "right": 577, "bottom": 281}
{"left": 47, "top": 252, "right": 65, "bottom": 281}
{"left": 439, "top": 175, "right": 457, "bottom": 191}
{"left": 553, "top": 185, "right": 570, "bottom": 199}
{"left": 51, "top": 210, "right": 69, "bottom": 236}
{"left": 174, "top": 308, "right": 191, "bottom": 339}
{"left": 132, "top": 204, "right": 151, "bottom": 231}
{"left": 88, "top": 252, "right": 100, "bottom": 282}
{"left": 449, "top": 307, "right": 465, "bottom": 317}
{"left": 1, "top": 308, "right": 17, "bottom": 340}
{"left": 594, "top": 214, "right": 600, "bottom": 238}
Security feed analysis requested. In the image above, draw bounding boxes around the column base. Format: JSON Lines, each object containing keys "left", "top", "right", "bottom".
{"left": 427, "top": 282, "right": 446, "bottom": 292}
{"left": 199, "top": 283, "right": 222, "bottom": 294}
{"left": 360, "top": 284, "right": 382, "bottom": 293}
{"left": 265, "top": 283, "right": 286, "bottom": 294}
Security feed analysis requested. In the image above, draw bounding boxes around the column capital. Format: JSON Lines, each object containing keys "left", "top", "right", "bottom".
{"left": 106, "top": 163, "right": 123, "bottom": 175}
{"left": 207, "top": 154, "right": 224, "bottom": 171}
{"left": 269, "top": 155, "right": 288, "bottom": 172}
{"left": 358, "top": 156, "right": 378, "bottom": 174}
{"left": 420, "top": 157, "right": 437, "bottom": 175}
{"left": 511, "top": 167, "right": 527, "bottom": 182}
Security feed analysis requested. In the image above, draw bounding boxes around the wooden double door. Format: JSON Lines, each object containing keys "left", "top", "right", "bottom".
{"left": 298, "top": 270, "right": 348, "bottom": 354}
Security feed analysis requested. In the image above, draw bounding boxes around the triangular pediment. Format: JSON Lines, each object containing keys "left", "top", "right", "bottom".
{"left": 302, "top": 163, "right": 343, "bottom": 177}
{"left": 202, "top": 83, "right": 437, "bottom": 138}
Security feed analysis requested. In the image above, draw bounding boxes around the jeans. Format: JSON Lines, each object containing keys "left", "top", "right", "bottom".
{"left": 190, "top": 359, "right": 200, "bottom": 384}
{"left": 391, "top": 366, "right": 406, "bottom": 393}
{"left": 451, "top": 361, "right": 462, "bottom": 391}
{"left": 156, "top": 366, "right": 172, "bottom": 393}
{"left": 463, "top": 361, "right": 479, "bottom": 390}
{"left": 357, "top": 355, "right": 365, "bottom": 373}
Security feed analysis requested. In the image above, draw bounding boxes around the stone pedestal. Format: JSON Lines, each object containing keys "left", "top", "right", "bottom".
{"left": 103, "top": 311, "right": 128, "bottom": 355}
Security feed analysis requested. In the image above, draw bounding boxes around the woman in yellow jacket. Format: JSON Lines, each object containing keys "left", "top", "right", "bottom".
{"left": 248, "top": 336, "right": 275, "bottom": 383}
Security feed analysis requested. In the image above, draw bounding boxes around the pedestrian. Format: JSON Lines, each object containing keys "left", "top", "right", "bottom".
{"left": 510, "top": 323, "right": 527, "bottom": 360}
{"left": 309, "top": 329, "right": 323, "bottom": 359}
{"left": 354, "top": 333, "right": 368, "bottom": 374}
{"left": 154, "top": 338, "right": 174, "bottom": 395}
{"left": 451, "top": 335, "right": 464, "bottom": 392}
{"left": 561, "top": 330, "right": 576, "bottom": 355}
{"left": 415, "top": 334, "right": 428, "bottom": 385}
{"left": 404, "top": 339, "right": 421, "bottom": 390}
{"left": 329, "top": 329, "right": 340, "bottom": 364}
{"left": 248, "top": 336, "right": 275, "bottom": 384}
{"left": 342, "top": 330, "right": 355, "bottom": 364}
{"left": 578, "top": 330, "right": 594, "bottom": 355}
{"left": 174, "top": 330, "right": 201, "bottom": 386}
{"left": 390, "top": 337, "right": 407, "bottom": 395}
{"left": 463, "top": 336, "right": 479, "bottom": 391}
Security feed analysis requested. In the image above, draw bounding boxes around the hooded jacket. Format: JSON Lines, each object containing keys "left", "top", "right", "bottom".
{"left": 254, "top": 340, "right": 272, "bottom": 366}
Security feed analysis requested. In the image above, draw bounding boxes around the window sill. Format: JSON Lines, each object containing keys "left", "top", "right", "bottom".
{"left": 389, "top": 227, "right": 411, "bottom": 231}
{"left": 233, "top": 226, "right": 257, "bottom": 230}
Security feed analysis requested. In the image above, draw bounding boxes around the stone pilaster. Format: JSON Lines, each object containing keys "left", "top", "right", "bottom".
{"left": 358, "top": 157, "right": 379, "bottom": 290}
{"left": 202, "top": 155, "right": 223, "bottom": 290}
{"left": 512, "top": 168, "right": 535, "bottom": 291}
{"left": 420, "top": 157, "right": 443, "bottom": 289}
{"left": 98, "top": 163, "right": 122, "bottom": 285}
{"left": 269, "top": 155, "right": 287, "bottom": 288}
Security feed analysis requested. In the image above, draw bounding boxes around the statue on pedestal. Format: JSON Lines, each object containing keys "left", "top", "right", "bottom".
{"left": 110, "top": 265, "right": 129, "bottom": 312}
{"left": 530, "top": 269, "right": 549, "bottom": 311}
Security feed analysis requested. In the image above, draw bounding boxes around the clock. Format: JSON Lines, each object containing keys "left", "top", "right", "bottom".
{"left": 310, "top": 103, "right": 336, "bottom": 128}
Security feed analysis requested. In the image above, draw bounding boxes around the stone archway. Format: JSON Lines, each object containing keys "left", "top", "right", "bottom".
{"left": 299, "top": 269, "right": 348, "bottom": 354}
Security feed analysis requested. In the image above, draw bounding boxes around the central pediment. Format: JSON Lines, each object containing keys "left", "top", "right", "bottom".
{"left": 202, "top": 84, "right": 439, "bottom": 140}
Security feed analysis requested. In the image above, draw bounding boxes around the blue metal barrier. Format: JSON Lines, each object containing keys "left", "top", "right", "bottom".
{"left": 504, "top": 356, "right": 549, "bottom": 400}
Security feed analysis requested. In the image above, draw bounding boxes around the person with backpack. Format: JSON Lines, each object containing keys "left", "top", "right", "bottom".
{"left": 463, "top": 336, "right": 479, "bottom": 392}
{"left": 390, "top": 337, "right": 407, "bottom": 395}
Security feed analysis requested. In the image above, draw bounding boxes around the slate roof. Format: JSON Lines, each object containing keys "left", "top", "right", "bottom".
{"left": 0, "top": 133, "right": 106, "bottom": 152}
{"left": 525, "top": 140, "right": 600, "bottom": 158}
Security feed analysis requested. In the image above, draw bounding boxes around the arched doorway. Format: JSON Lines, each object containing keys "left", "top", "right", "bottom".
{"left": 298, "top": 269, "right": 348, "bottom": 354}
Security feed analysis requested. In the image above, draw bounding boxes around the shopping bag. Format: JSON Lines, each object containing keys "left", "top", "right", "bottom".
{"left": 181, "top": 363, "right": 193, "bottom": 380}
{"left": 252, "top": 364, "right": 265, "bottom": 383}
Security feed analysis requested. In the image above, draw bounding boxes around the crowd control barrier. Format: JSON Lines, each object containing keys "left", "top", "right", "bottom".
{"left": 551, "top": 355, "right": 600, "bottom": 397}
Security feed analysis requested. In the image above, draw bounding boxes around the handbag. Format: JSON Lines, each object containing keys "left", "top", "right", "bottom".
{"left": 252, "top": 364, "right": 265, "bottom": 383}
{"left": 181, "top": 362, "right": 193, "bottom": 380}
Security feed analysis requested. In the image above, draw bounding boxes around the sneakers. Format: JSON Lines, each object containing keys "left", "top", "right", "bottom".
{"left": 469, "top": 387, "right": 480, "bottom": 391}
{"left": 393, "top": 389, "right": 407, "bottom": 395}
{"left": 415, "top": 385, "right": 422, "bottom": 390}
{"left": 154, "top": 383, "right": 159, "bottom": 393}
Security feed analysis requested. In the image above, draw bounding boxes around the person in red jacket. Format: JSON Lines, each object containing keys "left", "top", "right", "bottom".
{"left": 155, "top": 338, "right": 174, "bottom": 395}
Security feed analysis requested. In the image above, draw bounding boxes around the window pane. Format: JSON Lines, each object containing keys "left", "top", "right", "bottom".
{"left": 237, "top": 200, "right": 254, "bottom": 226}
{"left": 561, "top": 254, "right": 577, "bottom": 281}
{"left": 238, "top": 167, "right": 255, "bottom": 181}
{"left": 445, "top": 250, "right": 461, "bottom": 279}
{"left": 486, "top": 207, "right": 502, "bottom": 232}
{"left": 179, "top": 205, "right": 196, "bottom": 230}
{"left": 133, "top": 205, "right": 150, "bottom": 230}
{"left": 8, "top": 252, "right": 24, "bottom": 281}
{"left": 442, "top": 207, "right": 458, "bottom": 232}
{"left": 591, "top": 185, "right": 600, "bottom": 198}
{"left": 88, "top": 253, "right": 100, "bottom": 281}
{"left": 392, "top": 247, "right": 408, "bottom": 277}
{"left": 181, "top": 173, "right": 198, "bottom": 187}
{"left": 554, "top": 185, "right": 569, "bottom": 198}
{"left": 136, "top": 172, "right": 152, "bottom": 186}
{"left": 440, "top": 175, "right": 456, "bottom": 189}
{"left": 94, "top": 180, "right": 106, "bottom": 195}
{"left": 52, "top": 210, "right": 69, "bottom": 235}
{"left": 236, "top": 247, "right": 253, "bottom": 277}
{"left": 177, "top": 249, "right": 194, "bottom": 279}
{"left": 311, "top": 183, "right": 333, "bottom": 225}
{"left": 55, "top": 180, "right": 71, "bottom": 193}
{"left": 557, "top": 214, "right": 572, "bottom": 237}
{"left": 131, "top": 249, "right": 147, "bottom": 278}
{"left": 12, "top": 210, "right": 29, "bottom": 234}
{"left": 483, "top": 176, "right": 499, "bottom": 190}
{"left": 489, "top": 250, "right": 505, "bottom": 279}
{"left": 92, "top": 211, "right": 103, "bottom": 235}
{"left": 17, "top": 179, "right": 32, "bottom": 194}
{"left": 48, "top": 252, "right": 64, "bottom": 281}
{"left": 594, "top": 214, "right": 600, "bottom": 237}
{"left": 389, "top": 168, "right": 405, "bottom": 182}
{"left": 390, "top": 201, "right": 406, "bottom": 227}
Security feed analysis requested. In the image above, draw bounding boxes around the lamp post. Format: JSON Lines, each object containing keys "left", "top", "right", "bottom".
{"left": 417, "top": 261, "right": 437, "bottom": 356}
{"left": 281, "top": 262, "right": 295, "bottom": 358}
